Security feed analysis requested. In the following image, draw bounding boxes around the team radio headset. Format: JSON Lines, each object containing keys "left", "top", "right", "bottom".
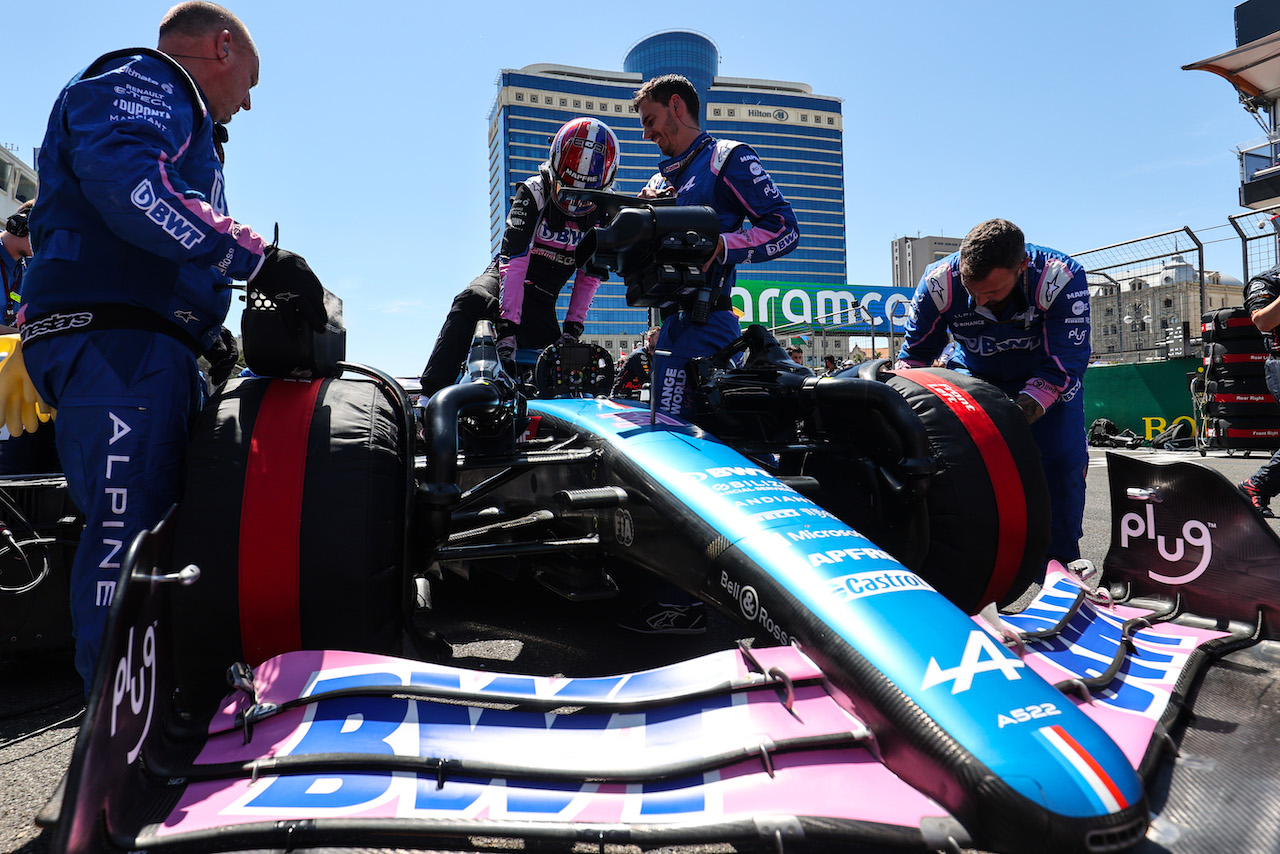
{"left": 2, "top": 209, "right": 30, "bottom": 318}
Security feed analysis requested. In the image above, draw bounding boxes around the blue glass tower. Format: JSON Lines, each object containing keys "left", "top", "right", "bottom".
{"left": 623, "top": 31, "right": 719, "bottom": 121}
{"left": 488, "top": 32, "right": 845, "bottom": 356}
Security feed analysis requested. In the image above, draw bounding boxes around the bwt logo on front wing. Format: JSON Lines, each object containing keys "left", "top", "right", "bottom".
{"left": 1120, "top": 504, "right": 1213, "bottom": 585}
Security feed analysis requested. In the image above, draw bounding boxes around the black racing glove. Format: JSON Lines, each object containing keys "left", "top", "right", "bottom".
{"left": 250, "top": 247, "right": 328, "bottom": 332}
{"left": 558, "top": 320, "right": 584, "bottom": 344}
{"left": 203, "top": 326, "right": 241, "bottom": 388}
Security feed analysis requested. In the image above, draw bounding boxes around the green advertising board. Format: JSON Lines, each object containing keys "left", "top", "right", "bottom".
{"left": 731, "top": 279, "right": 917, "bottom": 333}
{"left": 1082, "top": 357, "right": 1202, "bottom": 439}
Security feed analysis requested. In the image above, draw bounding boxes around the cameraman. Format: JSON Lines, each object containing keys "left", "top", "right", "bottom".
{"left": 633, "top": 74, "right": 800, "bottom": 417}
{"left": 617, "top": 76, "right": 799, "bottom": 636}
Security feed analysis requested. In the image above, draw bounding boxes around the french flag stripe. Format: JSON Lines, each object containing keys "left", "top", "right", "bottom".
{"left": 1040, "top": 725, "right": 1128, "bottom": 812}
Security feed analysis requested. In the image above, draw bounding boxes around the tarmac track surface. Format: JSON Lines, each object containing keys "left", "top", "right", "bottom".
{"left": 2, "top": 445, "right": 1277, "bottom": 854}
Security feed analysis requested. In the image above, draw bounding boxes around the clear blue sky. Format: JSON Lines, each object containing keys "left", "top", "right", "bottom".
{"left": 4, "top": 1, "right": 1256, "bottom": 375}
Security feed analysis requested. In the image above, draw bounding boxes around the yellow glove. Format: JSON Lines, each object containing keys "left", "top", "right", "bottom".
{"left": 0, "top": 334, "right": 54, "bottom": 436}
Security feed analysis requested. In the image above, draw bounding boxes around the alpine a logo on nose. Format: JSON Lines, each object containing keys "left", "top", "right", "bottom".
{"left": 1120, "top": 504, "right": 1213, "bottom": 585}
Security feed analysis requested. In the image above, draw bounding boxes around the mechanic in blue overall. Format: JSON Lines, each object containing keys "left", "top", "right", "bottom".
{"left": 896, "top": 219, "right": 1090, "bottom": 567}
{"left": 19, "top": 1, "right": 327, "bottom": 690}
{"left": 419, "top": 118, "right": 619, "bottom": 397}
{"left": 1237, "top": 263, "right": 1280, "bottom": 516}
{"left": 1, "top": 202, "right": 33, "bottom": 330}
{"left": 634, "top": 74, "right": 800, "bottom": 418}
{"left": 0, "top": 201, "right": 61, "bottom": 474}
{"left": 621, "top": 75, "right": 800, "bottom": 634}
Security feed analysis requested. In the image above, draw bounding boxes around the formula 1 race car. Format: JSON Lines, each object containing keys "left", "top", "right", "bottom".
{"left": 38, "top": 202, "right": 1280, "bottom": 854}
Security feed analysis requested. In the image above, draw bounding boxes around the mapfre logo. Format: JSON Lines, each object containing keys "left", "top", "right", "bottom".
{"left": 1120, "top": 504, "right": 1213, "bottom": 585}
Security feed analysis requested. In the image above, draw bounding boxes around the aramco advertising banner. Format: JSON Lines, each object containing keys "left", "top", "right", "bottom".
{"left": 731, "top": 280, "right": 917, "bottom": 333}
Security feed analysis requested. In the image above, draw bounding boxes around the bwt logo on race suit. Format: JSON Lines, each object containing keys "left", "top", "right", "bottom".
{"left": 534, "top": 220, "right": 587, "bottom": 251}
{"left": 954, "top": 332, "right": 1039, "bottom": 356}
{"left": 1120, "top": 504, "right": 1213, "bottom": 585}
{"left": 131, "top": 179, "right": 205, "bottom": 249}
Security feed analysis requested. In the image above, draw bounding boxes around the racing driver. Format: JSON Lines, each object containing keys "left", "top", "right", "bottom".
{"left": 420, "top": 117, "right": 620, "bottom": 397}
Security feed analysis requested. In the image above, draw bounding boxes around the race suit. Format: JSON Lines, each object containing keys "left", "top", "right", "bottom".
{"left": 19, "top": 48, "right": 269, "bottom": 689}
{"left": 419, "top": 168, "right": 602, "bottom": 397}
{"left": 645, "top": 133, "right": 800, "bottom": 416}
{"left": 0, "top": 245, "right": 59, "bottom": 475}
{"left": 1240, "top": 265, "right": 1280, "bottom": 498}
{"left": 896, "top": 245, "right": 1091, "bottom": 564}
{"left": 0, "top": 243, "right": 23, "bottom": 327}
{"left": 611, "top": 350, "right": 650, "bottom": 399}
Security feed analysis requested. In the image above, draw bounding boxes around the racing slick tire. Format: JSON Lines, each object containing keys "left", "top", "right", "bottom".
{"left": 1204, "top": 397, "right": 1280, "bottom": 418}
{"left": 1201, "top": 307, "right": 1262, "bottom": 342}
{"left": 885, "top": 369, "right": 1051, "bottom": 613}
{"left": 1204, "top": 416, "right": 1280, "bottom": 451}
{"left": 1205, "top": 340, "right": 1267, "bottom": 377}
{"left": 1207, "top": 375, "right": 1271, "bottom": 396}
{"left": 169, "top": 376, "right": 406, "bottom": 711}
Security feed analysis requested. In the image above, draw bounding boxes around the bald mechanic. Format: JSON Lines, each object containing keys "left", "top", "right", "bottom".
{"left": 20, "top": 1, "right": 327, "bottom": 689}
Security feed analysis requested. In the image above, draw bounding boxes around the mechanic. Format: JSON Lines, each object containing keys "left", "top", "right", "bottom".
{"left": 419, "top": 117, "right": 619, "bottom": 397}
{"left": 1237, "top": 262, "right": 1280, "bottom": 516}
{"left": 634, "top": 74, "right": 800, "bottom": 418}
{"left": 1, "top": 201, "right": 33, "bottom": 329}
{"left": 620, "top": 75, "right": 799, "bottom": 635}
{"left": 0, "top": 201, "right": 60, "bottom": 474}
{"left": 19, "top": 0, "right": 327, "bottom": 690}
{"left": 896, "top": 218, "right": 1090, "bottom": 567}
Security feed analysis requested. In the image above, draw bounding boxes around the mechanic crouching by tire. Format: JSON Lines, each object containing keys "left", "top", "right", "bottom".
{"left": 17, "top": 1, "right": 328, "bottom": 693}
{"left": 895, "top": 219, "right": 1090, "bottom": 568}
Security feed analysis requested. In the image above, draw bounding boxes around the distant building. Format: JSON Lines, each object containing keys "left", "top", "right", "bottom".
{"left": 1088, "top": 255, "right": 1242, "bottom": 362}
{"left": 488, "top": 31, "right": 845, "bottom": 351}
{"left": 891, "top": 234, "right": 961, "bottom": 289}
{"left": 0, "top": 146, "right": 38, "bottom": 220}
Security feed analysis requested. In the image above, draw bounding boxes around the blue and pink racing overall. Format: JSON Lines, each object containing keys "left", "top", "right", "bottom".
{"left": 497, "top": 168, "right": 601, "bottom": 343}
{"left": 896, "top": 246, "right": 1091, "bottom": 564}
{"left": 419, "top": 168, "right": 603, "bottom": 397}
{"left": 19, "top": 48, "right": 269, "bottom": 688}
{"left": 645, "top": 133, "right": 799, "bottom": 416}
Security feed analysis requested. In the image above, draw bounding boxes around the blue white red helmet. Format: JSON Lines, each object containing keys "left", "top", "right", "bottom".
{"left": 548, "top": 117, "right": 619, "bottom": 191}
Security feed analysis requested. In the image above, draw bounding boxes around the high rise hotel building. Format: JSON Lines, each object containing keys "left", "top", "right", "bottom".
{"left": 488, "top": 31, "right": 845, "bottom": 352}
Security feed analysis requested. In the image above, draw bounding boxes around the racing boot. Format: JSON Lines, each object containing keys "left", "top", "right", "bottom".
{"left": 1238, "top": 478, "right": 1274, "bottom": 518}
{"left": 617, "top": 600, "right": 706, "bottom": 635}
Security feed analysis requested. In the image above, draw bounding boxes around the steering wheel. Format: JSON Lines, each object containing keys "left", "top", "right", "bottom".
{"left": 533, "top": 342, "right": 615, "bottom": 398}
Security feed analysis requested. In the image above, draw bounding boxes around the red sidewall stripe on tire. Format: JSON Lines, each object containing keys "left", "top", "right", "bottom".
{"left": 893, "top": 371, "right": 1027, "bottom": 607}
{"left": 238, "top": 378, "right": 324, "bottom": 664}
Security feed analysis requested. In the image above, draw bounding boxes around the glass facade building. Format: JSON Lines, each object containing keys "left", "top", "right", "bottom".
{"left": 488, "top": 31, "right": 845, "bottom": 354}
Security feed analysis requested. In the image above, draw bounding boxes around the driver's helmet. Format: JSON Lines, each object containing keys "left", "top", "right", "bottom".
{"left": 548, "top": 117, "right": 619, "bottom": 213}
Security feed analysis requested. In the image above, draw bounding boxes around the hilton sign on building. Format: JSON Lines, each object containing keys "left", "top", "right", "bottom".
{"left": 488, "top": 30, "right": 846, "bottom": 347}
